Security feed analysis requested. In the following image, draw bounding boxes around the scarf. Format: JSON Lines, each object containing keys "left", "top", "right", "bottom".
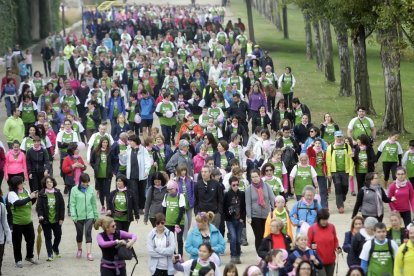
{"left": 264, "top": 175, "right": 273, "bottom": 180}
{"left": 359, "top": 145, "right": 367, "bottom": 151}
{"left": 146, "top": 146, "right": 152, "bottom": 151}
{"left": 231, "top": 122, "right": 238, "bottom": 128}
{"left": 180, "top": 150, "right": 187, "bottom": 156}
{"left": 118, "top": 187, "right": 127, "bottom": 192}
{"left": 230, "top": 142, "right": 238, "bottom": 148}
{"left": 313, "top": 146, "right": 322, "bottom": 153}
{"left": 396, "top": 180, "right": 407, "bottom": 188}
{"left": 45, "top": 188, "right": 55, "bottom": 194}
{"left": 64, "top": 129, "right": 73, "bottom": 134}
{"left": 252, "top": 181, "right": 266, "bottom": 208}
{"left": 32, "top": 144, "right": 42, "bottom": 151}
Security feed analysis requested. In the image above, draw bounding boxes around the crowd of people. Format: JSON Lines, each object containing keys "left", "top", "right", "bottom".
{"left": 1, "top": 3, "right": 414, "bottom": 276}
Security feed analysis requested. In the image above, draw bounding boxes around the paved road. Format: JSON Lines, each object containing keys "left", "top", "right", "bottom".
{"left": 0, "top": 1, "right": 391, "bottom": 275}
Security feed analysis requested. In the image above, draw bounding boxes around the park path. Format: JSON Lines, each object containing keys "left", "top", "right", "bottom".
{"left": 0, "top": 1, "right": 367, "bottom": 275}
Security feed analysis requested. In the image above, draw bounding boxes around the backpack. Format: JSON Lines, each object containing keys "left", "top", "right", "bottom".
{"left": 281, "top": 145, "right": 297, "bottom": 170}
{"left": 295, "top": 199, "right": 318, "bottom": 225}
{"left": 330, "top": 143, "right": 349, "bottom": 156}
{"left": 190, "top": 259, "right": 216, "bottom": 276}
{"left": 367, "top": 239, "right": 394, "bottom": 264}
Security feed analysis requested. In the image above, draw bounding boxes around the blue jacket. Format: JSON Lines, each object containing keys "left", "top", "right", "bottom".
{"left": 139, "top": 96, "right": 156, "bottom": 120}
{"left": 289, "top": 199, "right": 322, "bottom": 233}
{"left": 301, "top": 137, "right": 327, "bottom": 154}
{"left": 111, "top": 123, "right": 131, "bottom": 141}
{"left": 213, "top": 151, "right": 235, "bottom": 173}
{"left": 286, "top": 248, "right": 323, "bottom": 272}
{"left": 107, "top": 96, "right": 125, "bottom": 119}
{"left": 343, "top": 230, "right": 353, "bottom": 266}
{"left": 185, "top": 224, "right": 225, "bottom": 260}
{"left": 154, "top": 144, "right": 173, "bottom": 166}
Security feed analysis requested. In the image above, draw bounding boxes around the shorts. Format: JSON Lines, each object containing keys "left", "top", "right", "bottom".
{"left": 141, "top": 119, "right": 154, "bottom": 128}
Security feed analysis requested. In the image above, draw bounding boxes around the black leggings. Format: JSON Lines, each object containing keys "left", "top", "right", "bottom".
{"left": 100, "top": 266, "right": 126, "bottom": 276}
{"left": 382, "top": 162, "right": 398, "bottom": 181}
{"left": 115, "top": 220, "right": 131, "bottom": 232}
{"left": 29, "top": 171, "right": 44, "bottom": 192}
{"left": 251, "top": 217, "right": 266, "bottom": 252}
{"left": 399, "top": 211, "right": 411, "bottom": 228}
{"left": 12, "top": 222, "right": 35, "bottom": 262}
{"left": 96, "top": 178, "right": 112, "bottom": 207}
{"left": 166, "top": 225, "right": 184, "bottom": 256}
{"left": 74, "top": 219, "right": 94, "bottom": 243}
{"left": 355, "top": 173, "right": 366, "bottom": 192}
{"left": 153, "top": 269, "right": 173, "bottom": 276}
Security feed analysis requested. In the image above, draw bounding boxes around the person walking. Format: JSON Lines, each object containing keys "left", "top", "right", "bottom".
{"left": 69, "top": 173, "right": 99, "bottom": 261}
{"left": 0, "top": 200, "right": 12, "bottom": 274}
{"left": 95, "top": 216, "right": 137, "bottom": 276}
{"left": 144, "top": 172, "right": 168, "bottom": 227}
{"left": 394, "top": 224, "right": 414, "bottom": 276}
{"left": 7, "top": 176, "right": 38, "bottom": 268}
{"left": 352, "top": 134, "right": 376, "bottom": 192}
{"left": 36, "top": 176, "right": 65, "bottom": 261}
{"left": 278, "top": 67, "right": 296, "bottom": 109}
{"left": 26, "top": 136, "right": 50, "bottom": 192}
{"left": 3, "top": 107, "right": 25, "bottom": 149}
{"left": 4, "top": 141, "right": 28, "bottom": 186}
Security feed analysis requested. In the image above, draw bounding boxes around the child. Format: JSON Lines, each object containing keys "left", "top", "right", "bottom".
{"left": 162, "top": 180, "right": 186, "bottom": 256}
{"left": 66, "top": 113, "right": 84, "bottom": 141}
{"left": 264, "top": 195, "right": 293, "bottom": 239}
{"left": 193, "top": 144, "right": 208, "bottom": 177}
{"left": 386, "top": 212, "right": 408, "bottom": 247}
{"left": 198, "top": 106, "right": 210, "bottom": 128}
{"left": 175, "top": 165, "right": 195, "bottom": 239}
{"left": 245, "top": 149, "right": 264, "bottom": 183}
{"left": 377, "top": 132, "right": 403, "bottom": 189}
{"left": 111, "top": 114, "right": 130, "bottom": 141}
{"left": 175, "top": 93, "right": 188, "bottom": 133}
{"left": 223, "top": 263, "right": 238, "bottom": 276}
{"left": 205, "top": 117, "right": 223, "bottom": 141}
{"left": 208, "top": 98, "right": 225, "bottom": 126}
{"left": 266, "top": 149, "right": 288, "bottom": 190}
{"left": 402, "top": 139, "right": 414, "bottom": 185}
{"left": 265, "top": 249, "right": 288, "bottom": 276}
{"left": 44, "top": 121, "right": 56, "bottom": 159}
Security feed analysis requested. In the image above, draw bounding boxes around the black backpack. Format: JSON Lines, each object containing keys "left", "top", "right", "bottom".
{"left": 282, "top": 146, "right": 298, "bottom": 170}
{"left": 367, "top": 239, "right": 394, "bottom": 264}
{"left": 190, "top": 259, "right": 216, "bottom": 276}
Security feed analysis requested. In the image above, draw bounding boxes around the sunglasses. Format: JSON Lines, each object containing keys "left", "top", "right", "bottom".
{"left": 309, "top": 130, "right": 315, "bottom": 133}
{"left": 231, "top": 183, "right": 239, "bottom": 187}
{"left": 156, "top": 221, "right": 165, "bottom": 225}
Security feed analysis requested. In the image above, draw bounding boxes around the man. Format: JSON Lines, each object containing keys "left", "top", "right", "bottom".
{"left": 260, "top": 50, "right": 274, "bottom": 72}
{"left": 86, "top": 123, "right": 114, "bottom": 163}
{"left": 3, "top": 107, "right": 24, "bottom": 148}
{"left": 194, "top": 165, "right": 223, "bottom": 229}
{"left": 53, "top": 51, "right": 71, "bottom": 79}
{"left": 228, "top": 93, "right": 249, "bottom": 134}
{"left": 347, "top": 106, "right": 376, "bottom": 143}
{"left": 126, "top": 135, "right": 151, "bottom": 214}
{"left": 325, "top": 131, "right": 354, "bottom": 214}
{"left": 40, "top": 42, "right": 55, "bottom": 77}
{"left": 360, "top": 222, "right": 398, "bottom": 275}
{"left": 291, "top": 97, "right": 311, "bottom": 125}
{"left": 394, "top": 224, "right": 414, "bottom": 275}
{"left": 155, "top": 92, "right": 177, "bottom": 146}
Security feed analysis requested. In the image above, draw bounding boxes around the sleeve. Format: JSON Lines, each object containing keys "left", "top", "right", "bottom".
{"left": 402, "top": 151, "right": 409, "bottom": 166}
{"left": 393, "top": 244, "right": 404, "bottom": 276}
{"left": 289, "top": 165, "right": 298, "bottom": 178}
{"left": 377, "top": 140, "right": 387, "bottom": 152}
{"left": 310, "top": 166, "right": 317, "bottom": 178}
{"left": 245, "top": 187, "right": 252, "bottom": 218}
{"left": 397, "top": 142, "right": 404, "bottom": 155}
{"left": 289, "top": 202, "right": 300, "bottom": 226}
{"left": 391, "top": 240, "right": 399, "bottom": 257}
{"left": 347, "top": 117, "right": 357, "bottom": 130}
{"left": 352, "top": 190, "right": 364, "bottom": 218}
{"left": 97, "top": 233, "right": 117, "bottom": 248}
{"left": 343, "top": 232, "right": 352, "bottom": 253}
{"left": 359, "top": 241, "right": 371, "bottom": 261}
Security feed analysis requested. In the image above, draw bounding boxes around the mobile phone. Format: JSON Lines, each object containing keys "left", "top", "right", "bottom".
{"left": 173, "top": 254, "right": 181, "bottom": 261}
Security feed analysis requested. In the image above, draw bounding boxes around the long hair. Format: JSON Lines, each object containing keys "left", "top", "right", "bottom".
{"left": 94, "top": 136, "right": 111, "bottom": 155}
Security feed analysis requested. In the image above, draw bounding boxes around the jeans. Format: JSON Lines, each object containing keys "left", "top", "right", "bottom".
{"left": 183, "top": 208, "right": 193, "bottom": 240}
{"left": 399, "top": 211, "right": 411, "bottom": 228}
{"left": 43, "top": 59, "right": 52, "bottom": 77}
{"left": 12, "top": 222, "right": 35, "bottom": 262}
{"left": 317, "top": 176, "right": 328, "bottom": 208}
{"left": 161, "top": 125, "right": 176, "bottom": 146}
{"left": 29, "top": 171, "right": 44, "bottom": 192}
{"left": 332, "top": 172, "right": 349, "bottom": 208}
{"left": 128, "top": 179, "right": 147, "bottom": 210}
{"left": 4, "top": 97, "right": 16, "bottom": 117}
{"left": 42, "top": 222, "right": 62, "bottom": 256}
{"left": 226, "top": 220, "right": 243, "bottom": 257}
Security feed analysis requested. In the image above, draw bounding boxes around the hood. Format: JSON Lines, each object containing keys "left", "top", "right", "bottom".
{"left": 149, "top": 227, "right": 172, "bottom": 237}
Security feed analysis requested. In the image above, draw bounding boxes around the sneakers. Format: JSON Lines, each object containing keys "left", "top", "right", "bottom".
{"left": 47, "top": 256, "right": 54, "bottom": 262}
{"left": 76, "top": 249, "right": 82, "bottom": 259}
{"left": 230, "top": 257, "right": 242, "bottom": 264}
{"left": 100, "top": 206, "right": 106, "bottom": 214}
{"left": 241, "top": 241, "right": 249, "bottom": 246}
{"left": 53, "top": 251, "right": 61, "bottom": 258}
{"left": 25, "top": 257, "right": 38, "bottom": 265}
{"left": 15, "top": 261, "right": 23, "bottom": 268}
{"left": 87, "top": 253, "right": 94, "bottom": 261}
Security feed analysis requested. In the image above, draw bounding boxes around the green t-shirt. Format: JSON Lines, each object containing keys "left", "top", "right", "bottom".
{"left": 220, "top": 154, "right": 228, "bottom": 169}
{"left": 238, "top": 179, "right": 247, "bottom": 192}
{"left": 208, "top": 107, "right": 221, "bottom": 120}
{"left": 323, "top": 124, "right": 336, "bottom": 145}
{"left": 334, "top": 145, "right": 346, "bottom": 172}
{"left": 11, "top": 190, "right": 32, "bottom": 225}
{"left": 158, "top": 102, "right": 176, "bottom": 126}
{"left": 281, "top": 74, "right": 292, "bottom": 94}
{"left": 60, "top": 132, "right": 74, "bottom": 153}
{"left": 21, "top": 103, "right": 36, "bottom": 123}
{"left": 406, "top": 152, "right": 414, "bottom": 178}
{"left": 352, "top": 118, "right": 372, "bottom": 140}
{"left": 264, "top": 177, "right": 283, "bottom": 195}
{"left": 315, "top": 151, "right": 324, "bottom": 176}
{"left": 191, "top": 261, "right": 213, "bottom": 276}
{"left": 294, "top": 108, "right": 303, "bottom": 125}
{"left": 132, "top": 78, "right": 140, "bottom": 92}
{"left": 114, "top": 192, "right": 128, "bottom": 222}
{"left": 47, "top": 193, "right": 56, "bottom": 223}
{"left": 33, "top": 79, "right": 44, "bottom": 97}
{"left": 391, "top": 229, "right": 402, "bottom": 246}
{"left": 381, "top": 142, "right": 399, "bottom": 162}
{"left": 86, "top": 111, "right": 96, "bottom": 130}
{"left": 97, "top": 152, "right": 108, "bottom": 178}
{"left": 113, "top": 100, "right": 119, "bottom": 119}
{"left": 367, "top": 242, "right": 394, "bottom": 276}
{"left": 294, "top": 166, "right": 312, "bottom": 195}
{"left": 119, "top": 144, "right": 127, "bottom": 172}
{"left": 128, "top": 102, "right": 137, "bottom": 122}
{"left": 24, "top": 137, "right": 34, "bottom": 152}
{"left": 165, "top": 195, "right": 185, "bottom": 226}
{"left": 283, "top": 137, "right": 293, "bottom": 148}
{"left": 63, "top": 95, "right": 77, "bottom": 115}
{"left": 357, "top": 150, "right": 368, "bottom": 173}
{"left": 271, "top": 161, "right": 283, "bottom": 179}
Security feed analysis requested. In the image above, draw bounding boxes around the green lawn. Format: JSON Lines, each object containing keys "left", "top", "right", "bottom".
{"left": 229, "top": 1, "right": 414, "bottom": 146}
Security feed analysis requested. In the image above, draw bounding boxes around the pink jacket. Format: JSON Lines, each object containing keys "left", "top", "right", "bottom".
{"left": 388, "top": 182, "right": 414, "bottom": 213}
{"left": 4, "top": 150, "right": 28, "bottom": 181}
{"left": 193, "top": 153, "right": 207, "bottom": 174}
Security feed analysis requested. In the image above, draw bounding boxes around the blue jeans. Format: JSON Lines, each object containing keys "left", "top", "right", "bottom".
{"left": 161, "top": 125, "right": 175, "bottom": 146}
{"left": 226, "top": 220, "right": 243, "bottom": 257}
{"left": 4, "top": 97, "right": 15, "bottom": 117}
{"left": 317, "top": 176, "right": 328, "bottom": 208}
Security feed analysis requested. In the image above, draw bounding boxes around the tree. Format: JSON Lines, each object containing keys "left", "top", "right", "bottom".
{"left": 321, "top": 20, "right": 335, "bottom": 82}
{"left": 246, "top": 0, "right": 256, "bottom": 42}
{"left": 334, "top": 24, "right": 352, "bottom": 96}
{"left": 303, "top": 11, "right": 313, "bottom": 60}
{"left": 313, "top": 20, "right": 323, "bottom": 71}
{"left": 282, "top": 2, "right": 289, "bottom": 39}
{"left": 273, "top": 0, "right": 283, "bottom": 32}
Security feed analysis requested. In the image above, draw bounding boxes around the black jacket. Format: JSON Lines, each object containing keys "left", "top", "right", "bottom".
{"left": 36, "top": 188, "right": 65, "bottom": 224}
{"left": 353, "top": 145, "right": 376, "bottom": 173}
{"left": 319, "top": 123, "right": 339, "bottom": 139}
{"left": 293, "top": 123, "right": 314, "bottom": 144}
{"left": 26, "top": 147, "right": 50, "bottom": 173}
{"left": 246, "top": 158, "right": 265, "bottom": 183}
{"left": 292, "top": 104, "right": 311, "bottom": 124}
{"left": 271, "top": 110, "right": 293, "bottom": 131}
{"left": 275, "top": 136, "right": 301, "bottom": 154}
{"left": 223, "top": 189, "right": 246, "bottom": 222}
{"left": 107, "top": 189, "right": 139, "bottom": 222}
{"left": 90, "top": 149, "right": 114, "bottom": 178}
{"left": 251, "top": 113, "right": 271, "bottom": 132}
{"left": 194, "top": 179, "right": 223, "bottom": 214}
{"left": 258, "top": 234, "right": 292, "bottom": 260}
{"left": 228, "top": 100, "right": 249, "bottom": 124}
{"left": 224, "top": 124, "right": 248, "bottom": 146}
{"left": 83, "top": 108, "right": 101, "bottom": 132}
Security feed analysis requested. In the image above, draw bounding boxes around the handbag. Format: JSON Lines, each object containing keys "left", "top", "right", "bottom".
{"left": 115, "top": 243, "right": 133, "bottom": 261}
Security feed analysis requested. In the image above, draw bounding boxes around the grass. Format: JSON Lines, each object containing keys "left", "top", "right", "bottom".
{"left": 229, "top": 1, "right": 414, "bottom": 146}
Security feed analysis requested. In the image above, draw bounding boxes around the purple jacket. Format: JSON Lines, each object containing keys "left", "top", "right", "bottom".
{"left": 177, "top": 177, "right": 195, "bottom": 209}
{"left": 249, "top": 91, "right": 267, "bottom": 112}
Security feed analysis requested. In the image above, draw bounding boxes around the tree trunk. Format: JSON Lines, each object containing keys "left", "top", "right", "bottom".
{"left": 274, "top": 0, "right": 282, "bottom": 31}
{"left": 321, "top": 20, "right": 335, "bottom": 82}
{"left": 313, "top": 20, "right": 323, "bottom": 71}
{"left": 352, "top": 24, "right": 375, "bottom": 114}
{"left": 282, "top": 4, "right": 288, "bottom": 39}
{"left": 334, "top": 25, "right": 352, "bottom": 96}
{"left": 380, "top": 24, "right": 405, "bottom": 133}
{"left": 303, "top": 11, "right": 313, "bottom": 60}
{"left": 246, "top": 0, "right": 256, "bottom": 43}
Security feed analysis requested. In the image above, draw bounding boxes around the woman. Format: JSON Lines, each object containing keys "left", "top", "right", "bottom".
{"left": 56, "top": 119, "right": 79, "bottom": 177}
{"left": 319, "top": 113, "right": 339, "bottom": 145}
{"left": 253, "top": 129, "right": 275, "bottom": 161}
{"left": 4, "top": 140, "right": 28, "bottom": 185}
{"left": 95, "top": 216, "right": 137, "bottom": 276}
{"left": 1, "top": 77, "right": 18, "bottom": 117}
{"left": 26, "top": 136, "right": 50, "bottom": 192}
{"left": 36, "top": 176, "right": 65, "bottom": 261}
{"left": 251, "top": 105, "right": 271, "bottom": 132}
{"left": 0, "top": 199, "right": 12, "bottom": 274}
{"left": 69, "top": 173, "right": 98, "bottom": 261}
{"left": 296, "top": 260, "right": 315, "bottom": 276}
{"left": 185, "top": 212, "right": 225, "bottom": 264}
{"left": 388, "top": 167, "right": 414, "bottom": 227}
{"left": 248, "top": 83, "right": 266, "bottom": 119}
{"left": 289, "top": 154, "right": 319, "bottom": 200}
{"left": 147, "top": 213, "right": 176, "bottom": 276}
{"left": 223, "top": 176, "right": 246, "bottom": 264}
{"left": 107, "top": 174, "right": 139, "bottom": 232}
{"left": 175, "top": 165, "right": 195, "bottom": 239}
{"left": 228, "top": 134, "right": 246, "bottom": 169}
{"left": 20, "top": 126, "right": 40, "bottom": 152}
{"left": 213, "top": 140, "right": 235, "bottom": 173}
{"left": 242, "top": 265, "right": 263, "bottom": 276}
{"left": 307, "top": 138, "right": 328, "bottom": 208}
{"left": 7, "top": 176, "right": 38, "bottom": 267}
{"left": 176, "top": 113, "right": 204, "bottom": 147}
{"left": 286, "top": 235, "right": 323, "bottom": 274}
{"left": 175, "top": 243, "right": 220, "bottom": 276}
{"left": 352, "top": 172, "right": 391, "bottom": 222}
{"left": 352, "top": 134, "right": 376, "bottom": 192}
{"left": 196, "top": 133, "right": 218, "bottom": 156}
{"left": 348, "top": 217, "right": 378, "bottom": 267}
{"left": 166, "top": 139, "right": 194, "bottom": 177}
{"left": 261, "top": 163, "right": 284, "bottom": 196}
{"left": 44, "top": 102, "right": 60, "bottom": 134}
{"left": 258, "top": 218, "right": 292, "bottom": 260}
{"left": 62, "top": 142, "right": 86, "bottom": 213}
{"left": 224, "top": 116, "right": 248, "bottom": 146}
{"left": 144, "top": 172, "right": 168, "bottom": 227}
{"left": 90, "top": 136, "right": 113, "bottom": 214}
{"left": 271, "top": 99, "right": 292, "bottom": 133}
{"left": 154, "top": 134, "right": 173, "bottom": 172}
{"left": 343, "top": 216, "right": 364, "bottom": 267}
{"left": 246, "top": 169, "right": 275, "bottom": 251}
{"left": 345, "top": 267, "right": 365, "bottom": 276}
{"left": 301, "top": 127, "right": 327, "bottom": 154}
{"left": 107, "top": 88, "right": 126, "bottom": 128}
{"left": 307, "top": 209, "right": 340, "bottom": 276}
{"left": 111, "top": 114, "right": 131, "bottom": 141}
{"left": 278, "top": 67, "right": 296, "bottom": 109}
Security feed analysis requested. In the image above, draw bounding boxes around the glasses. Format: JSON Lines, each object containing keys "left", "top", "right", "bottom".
{"left": 265, "top": 169, "right": 273, "bottom": 172}
{"left": 231, "top": 184, "right": 239, "bottom": 187}
{"left": 156, "top": 221, "right": 165, "bottom": 225}
{"left": 110, "top": 224, "right": 116, "bottom": 228}
{"left": 309, "top": 130, "right": 315, "bottom": 133}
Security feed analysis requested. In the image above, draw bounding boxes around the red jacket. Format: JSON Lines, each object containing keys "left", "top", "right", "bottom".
{"left": 307, "top": 146, "right": 327, "bottom": 176}
{"left": 308, "top": 223, "right": 339, "bottom": 265}
{"left": 62, "top": 155, "right": 86, "bottom": 176}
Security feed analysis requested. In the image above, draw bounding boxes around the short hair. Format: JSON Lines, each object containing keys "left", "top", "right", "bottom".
{"left": 229, "top": 158, "right": 240, "bottom": 167}
{"left": 374, "top": 222, "right": 387, "bottom": 231}
{"left": 67, "top": 142, "right": 78, "bottom": 156}
{"left": 357, "top": 106, "right": 366, "bottom": 111}
{"left": 205, "top": 156, "right": 214, "bottom": 164}
{"left": 302, "top": 185, "right": 316, "bottom": 196}
{"left": 218, "top": 140, "right": 229, "bottom": 151}
{"left": 144, "top": 137, "right": 153, "bottom": 146}
{"left": 229, "top": 176, "right": 239, "bottom": 185}
{"left": 79, "top": 173, "right": 90, "bottom": 183}
{"left": 155, "top": 213, "right": 166, "bottom": 224}
{"left": 41, "top": 176, "right": 57, "bottom": 188}
{"left": 128, "top": 134, "right": 141, "bottom": 145}
{"left": 292, "top": 97, "right": 300, "bottom": 104}
{"left": 316, "top": 208, "right": 330, "bottom": 223}
{"left": 152, "top": 172, "right": 168, "bottom": 186}
{"left": 10, "top": 176, "right": 24, "bottom": 192}
{"left": 364, "top": 217, "right": 379, "bottom": 229}
{"left": 230, "top": 133, "right": 240, "bottom": 142}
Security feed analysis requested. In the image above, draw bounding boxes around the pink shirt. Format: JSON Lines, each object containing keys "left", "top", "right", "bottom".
{"left": 388, "top": 182, "right": 414, "bottom": 212}
{"left": 4, "top": 151, "right": 28, "bottom": 180}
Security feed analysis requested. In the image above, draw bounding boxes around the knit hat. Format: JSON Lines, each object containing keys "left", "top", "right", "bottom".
{"left": 166, "top": 180, "right": 178, "bottom": 190}
{"left": 178, "top": 139, "right": 189, "bottom": 149}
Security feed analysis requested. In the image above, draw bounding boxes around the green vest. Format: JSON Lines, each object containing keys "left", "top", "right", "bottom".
{"left": 357, "top": 150, "right": 368, "bottom": 173}
{"left": 63, "top": 95, "right": 78, "bottom": 115}
{"left": 97, "top": 152, "right": 108, "bottom": 178}
{"left": 21, "top": 103, "right": 36, "bottom": 123}
{"left": 323, "top": 124, "right": 336, "bottom": 145}
{"left": 159, "top": 102, "right": 176, "bottom": 126}
{"left": 165, "top": 194, "right": 184, "bottom": 226}
{"left": 315, "top": 152, "right": 324, "bottom": 176}
{"left": 60, "top": 132, "right": 74, "bottom": 153}
{"left": 114, "top": 192, "right": 128, "bottom": 222}
{"left": 11, "top": 190, "right": 32, "bottom": 225}
{"left": 367, "top": 241, "right": 394, "bottom": 276}
{"left": 406, "top": 152, "right": 414, "bottom": 178}
{"left": 264, "top": 177, "right": 283, "bottom": 195}
{"left": 352, "top": 118, "right": 372, "bottom": 140}
{"left": 294, "top": 166, "right": 312, "bottom": 195}
{"left": 381, "top": 142, "right": 399, "bottom": 162}
{"left": 334, "top": 145, "right": 346, "bottom": 172}
{"left": 33, "top": 79, "right": 44, "bottom": 97}
{"left": 281, "top": 74, "right": 292, "bottom": 94}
